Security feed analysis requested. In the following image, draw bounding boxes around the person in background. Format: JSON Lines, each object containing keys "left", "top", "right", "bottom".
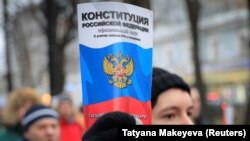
{"left": 21, "top": 104, "right": 60, "bottom": 141}
{"left": 0, "top": 96, "right": 6, "bottom": 126}
{"left": 191, "top": 87, "right": 210, "bottom": 124}
{"left": 151, "top": 67, "right": 194, "bottom": 125}
{"left": 76, "top": 105, "right": 84, "bottom": 128}
{"left": 0, "top": 87, "right": 41, "bottom": 141}
{"left": 57, "top": 93, "right": 83, "bottom": 141}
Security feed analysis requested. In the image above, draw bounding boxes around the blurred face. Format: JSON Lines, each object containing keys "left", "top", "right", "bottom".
{"left": 58, "top": 101, "right": 73, "bottom": 118}
{"left": 152, "top": 88, "right": 194, "bottom": 125}
{"left": 17, "top": 102, "right": 32, "bottom": 121}
{"left": 24, "top": 118, "right": 60, "bottom": 141}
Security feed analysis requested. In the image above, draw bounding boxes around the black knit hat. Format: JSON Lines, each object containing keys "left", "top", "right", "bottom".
{"left": 82, "top": 111, "right": 142, "bottom": 141}
{"left": 21, "top": 104, "right": 59, "bottom": 131}
{"left": 151, "top": 67, "right": 191, "bottom": 108}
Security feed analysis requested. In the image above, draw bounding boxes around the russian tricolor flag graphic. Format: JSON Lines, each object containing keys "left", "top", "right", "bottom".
{"left": 77, "top": 2, "right": 153, "bottom": 131}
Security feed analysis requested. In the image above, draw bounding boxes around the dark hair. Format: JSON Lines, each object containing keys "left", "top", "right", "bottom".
{"left": 151, "top": 67, "right": 191, "bottom": 108}
{"left": 82, "top": 111, "right": 139, "bottom": 141}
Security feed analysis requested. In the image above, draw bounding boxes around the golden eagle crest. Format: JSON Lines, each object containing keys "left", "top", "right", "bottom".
{"left": 103, "top": 52, "right": 134, "bottom": 88}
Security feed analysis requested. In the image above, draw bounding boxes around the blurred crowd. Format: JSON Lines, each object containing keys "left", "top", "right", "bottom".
{"left": 0, "top": 87, "right": 84, "bottom": 141}
{"left": 0, "top": 67, "right": 213, "bottom": 141}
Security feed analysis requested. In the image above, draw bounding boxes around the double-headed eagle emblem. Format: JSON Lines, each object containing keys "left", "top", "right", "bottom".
{"left": 103, "top": 52, "right": 134, "bottom": 88}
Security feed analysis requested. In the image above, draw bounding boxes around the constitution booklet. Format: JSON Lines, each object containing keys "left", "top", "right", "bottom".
{"left": 77, "top": 2, "right": 153, "bottom": 132}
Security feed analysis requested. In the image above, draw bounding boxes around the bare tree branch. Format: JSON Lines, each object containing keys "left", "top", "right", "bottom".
{"left": 57, "top": 0, "right": 77, "bottom": 49}
{"left": 12, "top": 17, "right": 33, "bottom": 87}
{"left": 3, "top": 0, "right": 13, "bottom": 92}
{"left": 186, "top": 0, "right": 211, "bottom": 123}
{"left": 29, "top": 4, "right": 47, "bottom": 35}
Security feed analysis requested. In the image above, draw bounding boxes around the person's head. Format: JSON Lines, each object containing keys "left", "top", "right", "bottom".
{"left": 56, "top": 94, "right": 74, "bottom": 119}
{"left": 22, "top": 104, "right": 60, "bottom": 141}
{"left": 2, "top": 87, "right": 41, "bottom": 125}
{"left": 190, "top": 87, "right": 201, "bottom": 120}
{"left": 82, "top": 111, "right": 142, "bottom": 141}
{"left": 151, "top": 67, "right": 193, "bottom": 125}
